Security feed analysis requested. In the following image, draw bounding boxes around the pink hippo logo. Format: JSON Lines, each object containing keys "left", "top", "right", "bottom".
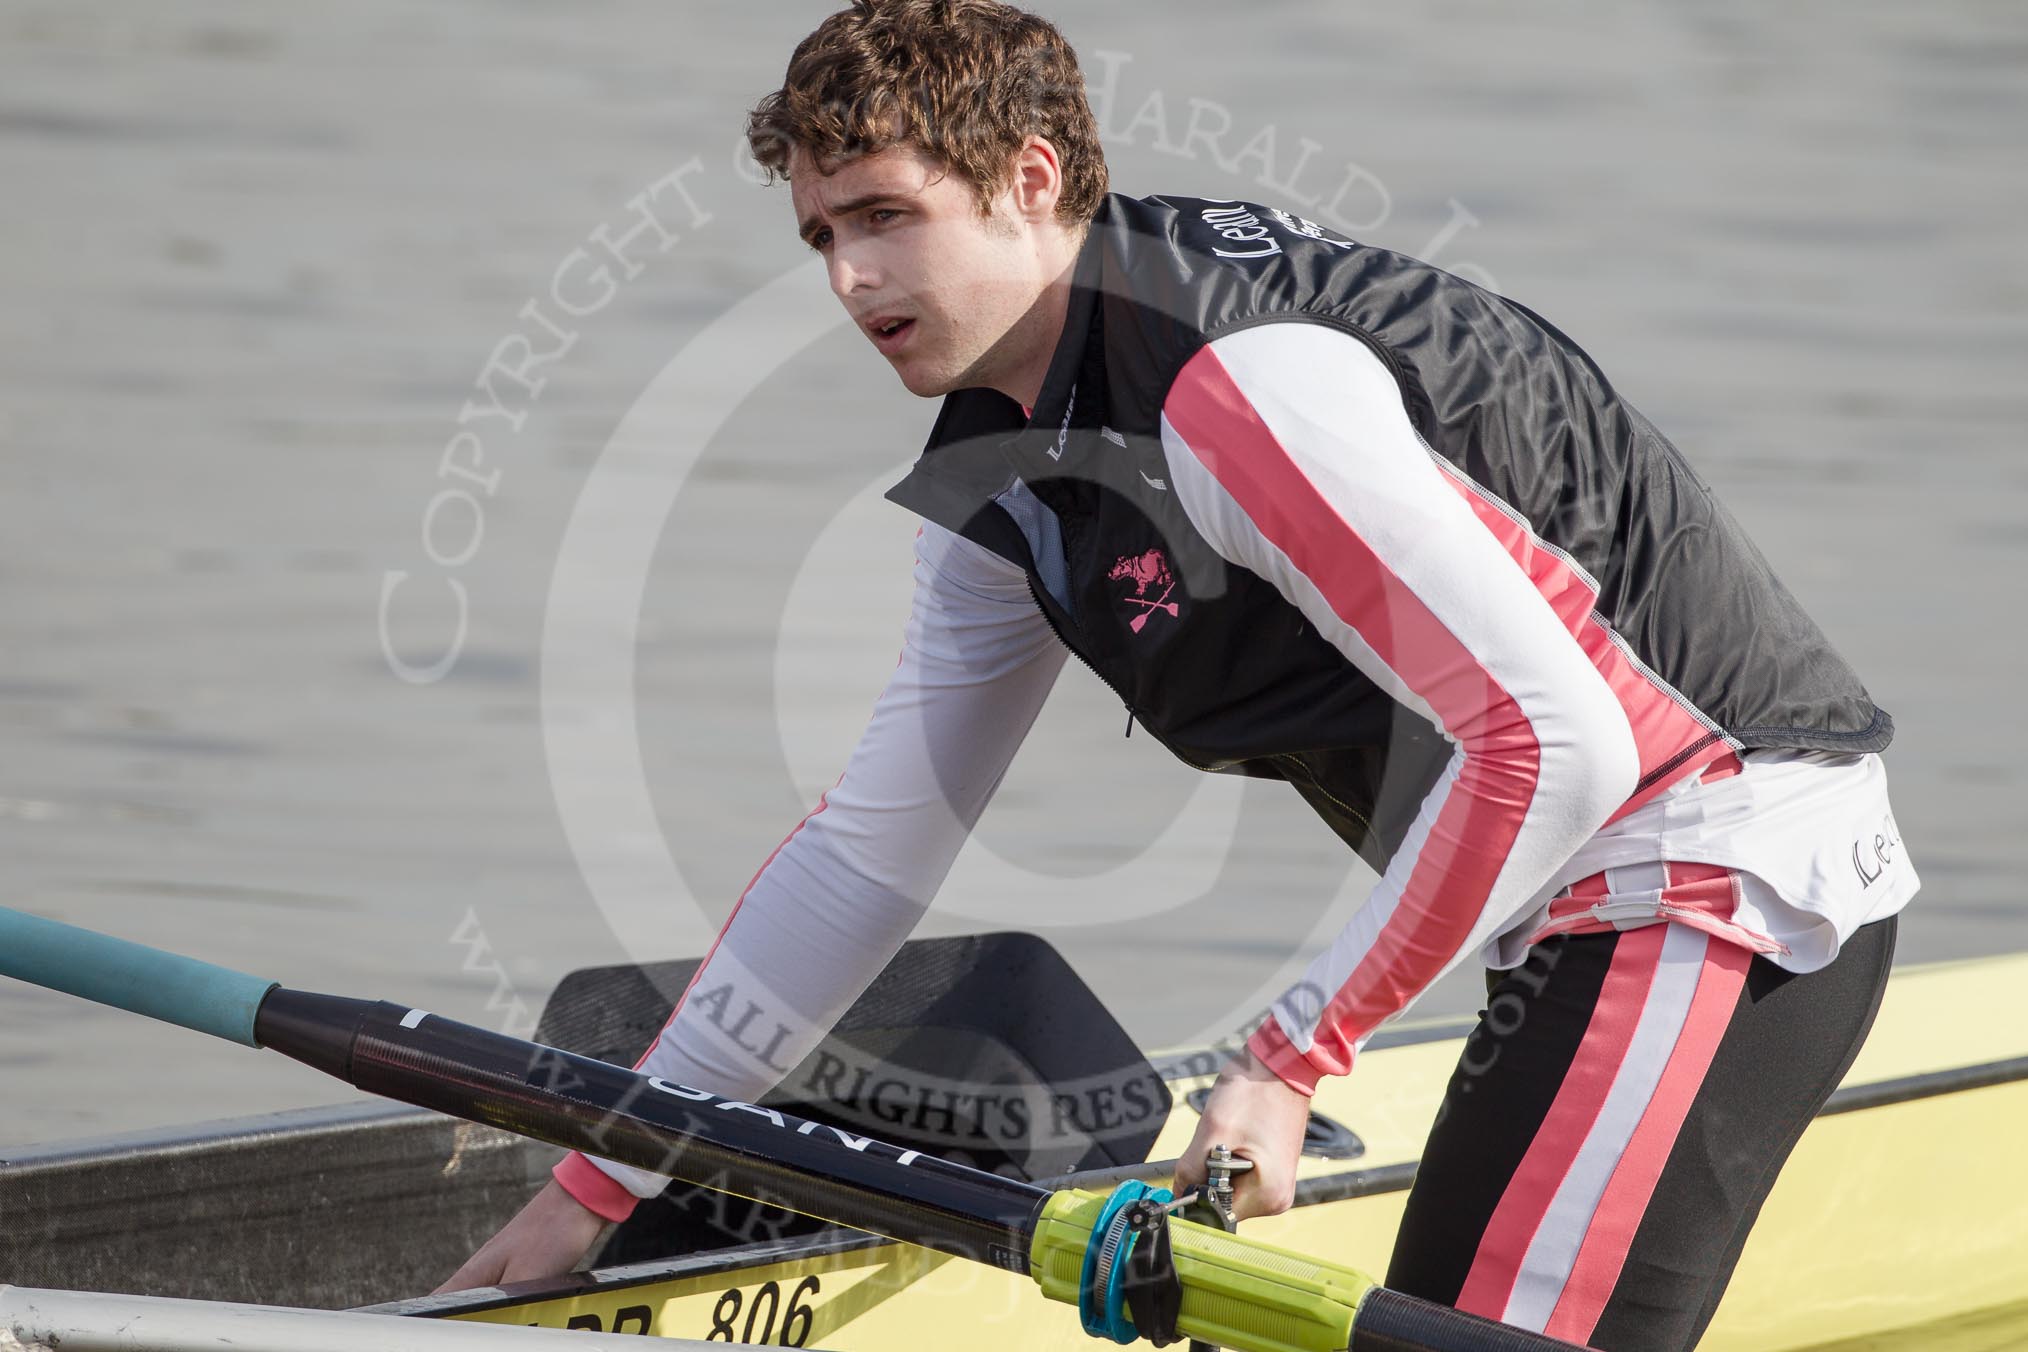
{"left": 1107, "top": 549, "right": 1181, "bottom": 633}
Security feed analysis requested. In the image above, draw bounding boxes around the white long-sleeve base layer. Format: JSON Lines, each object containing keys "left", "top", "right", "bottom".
{"left": 556, "top": 522, "right": 1067, "bottom": 1212}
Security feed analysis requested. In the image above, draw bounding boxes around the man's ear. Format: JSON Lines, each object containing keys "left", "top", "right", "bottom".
{"left": 1005, "top": 135, "right": 1065, "bottom": 224}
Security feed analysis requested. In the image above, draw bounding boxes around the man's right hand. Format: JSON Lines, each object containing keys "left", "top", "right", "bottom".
{"left": 433, "top": 1178, "right": 612, "bottom": 1295}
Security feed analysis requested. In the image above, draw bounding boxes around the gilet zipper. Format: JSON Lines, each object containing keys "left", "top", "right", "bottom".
{"left": 1025, "top": 575, "right": 1139, "bottom": 739}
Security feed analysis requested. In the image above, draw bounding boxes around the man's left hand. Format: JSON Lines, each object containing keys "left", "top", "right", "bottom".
{"left": 1171, "top": 1049, "right": 1313, "bottom": 1222}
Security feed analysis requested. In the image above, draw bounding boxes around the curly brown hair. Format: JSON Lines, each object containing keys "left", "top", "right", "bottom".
{"left": 746, "top": 0, "right": 1109, "bottom": 225}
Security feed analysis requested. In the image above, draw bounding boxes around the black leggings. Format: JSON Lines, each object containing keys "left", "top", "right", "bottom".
{"left": 1386, "top": 916, "right": 1896, "bottom": 1350}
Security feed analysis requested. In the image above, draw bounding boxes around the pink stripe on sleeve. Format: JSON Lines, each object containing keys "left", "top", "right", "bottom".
{"left": 1247, "top": 1015, "right": 1323, "bottom": 1097}
{"left": 553, "top": 1150, "right": 645, "bottom": 1224}
{"left": 1430, "top": 461, "right": 1732, "bottom": 816}
{"left": 1164, "top": 344, "right": 1547, "bottom": 1079}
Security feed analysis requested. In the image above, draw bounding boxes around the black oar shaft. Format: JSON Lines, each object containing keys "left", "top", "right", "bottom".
{"left": 254, "top": 989, "right": 1047, "bottom": 1271}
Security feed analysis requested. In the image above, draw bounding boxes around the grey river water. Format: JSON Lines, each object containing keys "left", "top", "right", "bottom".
{"left": 2, "top": 2, "right": 2024, "bottom": 1151}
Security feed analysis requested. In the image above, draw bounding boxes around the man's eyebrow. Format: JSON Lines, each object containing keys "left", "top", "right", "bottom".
{"left": 797, "top": 192, "right": 902, "bottom": 244}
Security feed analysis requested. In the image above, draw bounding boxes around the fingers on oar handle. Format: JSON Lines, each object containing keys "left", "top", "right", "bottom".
{"left": 1350, "top": 1288, "right": 1595, "bottom": 1352}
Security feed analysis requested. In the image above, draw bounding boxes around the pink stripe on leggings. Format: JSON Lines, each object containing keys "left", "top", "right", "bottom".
{"left": 1544, "top": 933, "right": 1750, "bottom": 1341}
{"left": 1454, "top": 924, "right": 1667, "bottom": 1319}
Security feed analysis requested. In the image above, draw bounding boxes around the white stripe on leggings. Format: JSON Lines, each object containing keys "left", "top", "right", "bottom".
{"left": 1502, "top": 921, "right": 1712, "bottom": 1329}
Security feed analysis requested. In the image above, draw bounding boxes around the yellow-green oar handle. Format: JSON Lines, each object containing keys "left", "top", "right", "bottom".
{"left": 1030, "top": 1190, "right": 1372, "bottom": 1352}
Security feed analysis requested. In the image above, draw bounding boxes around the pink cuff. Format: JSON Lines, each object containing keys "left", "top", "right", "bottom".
{"left": 552, "top": 1152, "right": 641, "bottom": 1224}
{"left": 1245, "top": 1018, "right": 1332, "bottom": 1097}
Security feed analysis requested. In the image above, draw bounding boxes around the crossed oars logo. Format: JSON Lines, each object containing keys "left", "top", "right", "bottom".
{"left": 1109, "top": 549, "right": 1181, "bottom": 633}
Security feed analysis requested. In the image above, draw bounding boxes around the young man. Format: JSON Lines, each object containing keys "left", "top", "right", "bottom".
{"left": 443, "top": 3, "right": 1917, "bottom": 1345}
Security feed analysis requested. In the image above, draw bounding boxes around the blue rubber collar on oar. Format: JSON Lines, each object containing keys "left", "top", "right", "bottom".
{"left": 0, "top": 906, "right": 278, "bottom": 1047}
{"left": 1078, "top": 1179, "right": 1174, "bottom": 1343}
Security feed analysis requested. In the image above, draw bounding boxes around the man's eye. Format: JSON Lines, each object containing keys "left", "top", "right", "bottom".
{"left": 869, "top": 208, "right": 900, "bottom": 224}
{"left": 809, "top": 228, "right": 832, "bottom": 250}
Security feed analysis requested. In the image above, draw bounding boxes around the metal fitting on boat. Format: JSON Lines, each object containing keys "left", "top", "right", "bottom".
{"left": 1204, "top": 1143, "right": 1254, "bottom": 1229}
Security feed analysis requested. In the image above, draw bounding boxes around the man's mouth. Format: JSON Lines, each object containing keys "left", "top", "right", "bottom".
{"left": 866, "top": 314, "right": 916, "bottom": 355}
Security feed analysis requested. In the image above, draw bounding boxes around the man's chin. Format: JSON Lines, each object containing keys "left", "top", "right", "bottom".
{"left": 884, "top": 336, "right": 1003, "bottom": 398}
{"left": 891, "top": 361, "right": 961, "bottom": 399}
{"left": 895, "top": 349, "right": 1011, "bottom": 401}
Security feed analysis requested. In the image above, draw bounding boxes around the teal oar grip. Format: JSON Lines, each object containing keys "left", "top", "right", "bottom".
{"left": 0, "top": 906, "right": 278, "bottom": 1047}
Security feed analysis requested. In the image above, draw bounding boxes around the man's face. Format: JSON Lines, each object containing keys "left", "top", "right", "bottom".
{"left": 793, "top": 145, "right": 1046, "bottom": 399}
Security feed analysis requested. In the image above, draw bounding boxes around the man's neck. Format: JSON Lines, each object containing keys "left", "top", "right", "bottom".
{"left": 991, "top": 230, "right": 1086, "bottom": 413}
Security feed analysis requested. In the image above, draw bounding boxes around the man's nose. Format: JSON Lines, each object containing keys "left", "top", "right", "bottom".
{"left": 827, "top": 246, "right": 879, "bottom": 298}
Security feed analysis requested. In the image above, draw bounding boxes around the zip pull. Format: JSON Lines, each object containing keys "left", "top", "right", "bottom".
{"left": 1123, "top": 704, "right": 1134, "bottom": 739}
